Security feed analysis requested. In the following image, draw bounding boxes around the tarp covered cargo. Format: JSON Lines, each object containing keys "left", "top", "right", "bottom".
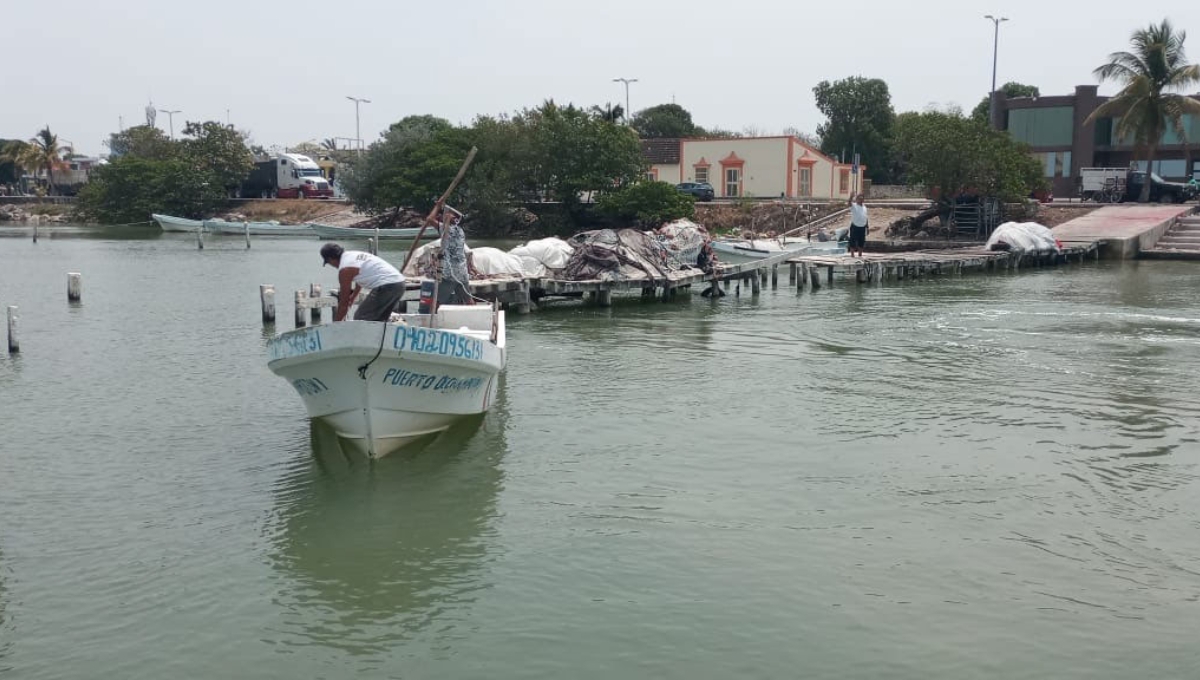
{"left": 986, "top": 222, "right": 1060, "bottom": 253}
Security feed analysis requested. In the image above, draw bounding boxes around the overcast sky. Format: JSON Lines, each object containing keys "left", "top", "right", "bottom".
{"left": 4, "top": 0, "right": 1198, "bottom": 155}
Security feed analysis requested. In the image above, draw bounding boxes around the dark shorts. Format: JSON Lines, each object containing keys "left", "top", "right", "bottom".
{"left": 849, "top": 224, "right": 868, "bottom": 249}
{"left": 437, "top": 279, "right": 473, "bottom": 305}
{"left": 353, "top": 282, "right": 405, "bottom": 321}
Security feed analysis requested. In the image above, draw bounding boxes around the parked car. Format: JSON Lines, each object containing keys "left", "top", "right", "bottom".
{"left": 676, "top": 182, "right": 715, "bottom": 201}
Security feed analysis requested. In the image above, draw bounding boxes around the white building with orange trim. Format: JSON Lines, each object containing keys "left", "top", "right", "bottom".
{"left": 642, "top": 136, "right": 863, "bottom": 200}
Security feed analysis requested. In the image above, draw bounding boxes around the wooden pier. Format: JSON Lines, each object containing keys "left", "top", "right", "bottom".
{"left": 271, "top": 240, "right": 1104, "bottom": 326}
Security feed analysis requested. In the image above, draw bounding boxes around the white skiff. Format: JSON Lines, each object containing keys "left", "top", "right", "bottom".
{"left": 203, "top": 218, "right": 314, "bottom": 237}
{"left": 152, "top": 213, "right": 205, "bottom": 232}
{"left": 267, "top": 305, "right": 506, "bottom": 458}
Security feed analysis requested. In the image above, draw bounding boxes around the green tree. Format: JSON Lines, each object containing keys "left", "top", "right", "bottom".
{"left": 340, "top": 115, "right": 466, "bottom": 215}
{"left": 597, "top": 180, "right": 695, "bottom": 226}
{"left": 631, "top": 103, "right": 699, "bottom": 138}
{"left": 0, "top": 140, "right": 31, "bottom": 186}
{"left": 180, "top": 121, "right": 254, "bottom": 194}
{"left": 76, "top": 156, "right": 228, "bottom": 223}
{"left": 513, "top": 101, "right": 646, "bottom": 208}
{"left": 24, "top": 127, "right": 68, "bottom": 194}
{"left": 892, "top": 109, "right": 1044, "bottom": 224}
{"left": 105, "top": 125, "right": 177, "bottom": 160}
{"left": 971, "top": 82, "right": 1041, "bottom": 122}
{"left": 812, "top": 77, "right": 895, "bottom": 183}
{"left": 1086, "top": 18, "right": 1200, "bottom": 202}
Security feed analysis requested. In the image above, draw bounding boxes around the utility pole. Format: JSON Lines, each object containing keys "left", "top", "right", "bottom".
{"left": 346, "top": 96, "right": 371, "bottom": 153}
{"left": 984, "top": 14, "right": 1009, "bottom": 129}
{"left": 612, "top": 78, "right": 638, "bottom": 125}
{"left": 158, "top": 109, "right": 181, "bottom": 139}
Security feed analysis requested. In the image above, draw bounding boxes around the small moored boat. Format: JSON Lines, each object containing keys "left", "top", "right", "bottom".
{"left": 152, "top": 214, "right": 205, "bottom": 232}
{"left": 309, "top": 223, "right": 436, "bottom": 240}
{"left": 711, "top": 238, "right": 844, "bottom": 265}
{"left": 202, "top": 218, "right": 315, "bottom": 237}
{"left": 267, "top": 304, "right": 506, "bottom": 459}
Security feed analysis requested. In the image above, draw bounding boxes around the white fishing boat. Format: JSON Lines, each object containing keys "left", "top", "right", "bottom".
{"left": 203, "top": 218, "right": 315, "bottom": 237}
{"left": 267, "top": 305, "right": 506, "bottom": 459}
{"left": 152, "top": 213, "right": 205, "bottom": 232}
{"left": 309, "top": 222, "right": 435, "bottom": 240}
{"left": 711, "top": 238, "right": 844, "bottom": 265}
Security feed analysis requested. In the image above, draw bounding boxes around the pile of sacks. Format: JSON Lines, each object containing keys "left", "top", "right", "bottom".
{"left": 986, "top": 222, "right": 1061, "bottom": 253}
{"left": 400, "top": 221, "right": 711, "bottom": 282}
{"left": 402, "top": 237, "right": 575, "bottom": 280}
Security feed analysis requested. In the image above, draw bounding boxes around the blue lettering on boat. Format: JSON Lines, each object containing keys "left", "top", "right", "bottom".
{"left": 270, "top": 328, "right": 322, "bottom": 360}
{"left": 381, "top": 368, "right": 485, "bottom": 393}
{"left": 392, "top": 326, "right": 483, "bottom": 360}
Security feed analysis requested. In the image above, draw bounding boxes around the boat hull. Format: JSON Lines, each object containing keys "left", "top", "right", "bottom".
{"left": 711, "top": 239, "right": 844, "bottom": 265}
{"left": 310, "top": 223, "right": 434, "bottom": 240}
{"left": 203, "top": 219, "right": 314, "bottom": 236}
{"left": 152, "top": 213, "right": 205, "bottom": 232}
{"left": 267, "top": 314, "right": 505, "bottom": 459}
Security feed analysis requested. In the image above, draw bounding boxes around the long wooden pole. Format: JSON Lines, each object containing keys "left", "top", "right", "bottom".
{"left": 401, "top": 146, "right": 478, "bottom": 272}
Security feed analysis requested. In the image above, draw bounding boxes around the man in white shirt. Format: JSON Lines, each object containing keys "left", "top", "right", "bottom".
{"left": 320, "top": 243, "right": 406, "bottom": 321}
{"left": 848, "top": 193, "right": 869, "bottom": 258}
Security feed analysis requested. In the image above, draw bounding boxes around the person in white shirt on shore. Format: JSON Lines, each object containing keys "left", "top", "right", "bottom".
{"left": 848, "top": 194, "right": 869, "bottom": 258}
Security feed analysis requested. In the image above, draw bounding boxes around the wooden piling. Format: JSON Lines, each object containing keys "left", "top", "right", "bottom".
{"left": 597, "top": 290, "right": 612, "bottom": 307}
{"left": 294, "top": 290, "right": 307, "bottom": 328}
{"left": 751, "top": 273, "right": 761, "bottom": 295}
{"left": 309, "top": 283, "right": 322, "bottom": 323}
{"left": 260, "top": 285, "right": 276, "bottom": 324}
{"left": 810, "top": 265, "right": 821, "bottom": 290}
{"left": 6, "top": 306, "right": 17, "bottom": 353}
{"left": 771, "top": 264, "right": 778, "bottom": 289}
{"left": 373, "top": 228, "right": 381, "bottom": 254}
{"left": 196, "top": 225, "right": 204, "bottom": 250}
{"left": 32, "top": 216, "right": 39, "bottom": 243}
{"left": 244, "top": 222, "right": 251, "bottom": 249}
{"left": 67, "top": 272, "right": 82, "bottom": 302}
{"left": 789, "top": 263, "right": 797, "bottom": 285}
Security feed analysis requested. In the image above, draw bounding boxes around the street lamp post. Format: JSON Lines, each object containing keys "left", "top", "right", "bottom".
{"left": 984, "top": 14, "right": 1009, "bottom": 128}
{"left": 158, "top": 109, "right": 181, "bottom": 139}
{"left": 346, "top": 96, "right": 371, "bottom": 153}
{"left": 612, "top": 78, "right": 638, "bottom": 124}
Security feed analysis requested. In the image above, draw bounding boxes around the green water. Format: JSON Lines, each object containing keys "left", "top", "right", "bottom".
{"left": 1, "top": 226, "right": 1199, "bottom": 679}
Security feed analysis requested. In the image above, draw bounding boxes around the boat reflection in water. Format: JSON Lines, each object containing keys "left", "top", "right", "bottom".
{"left": 265, "top": 382, "right": 507, "bottom": 655}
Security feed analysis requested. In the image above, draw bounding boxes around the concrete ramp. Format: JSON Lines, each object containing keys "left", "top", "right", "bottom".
{"left": 1051, "top": 205, "right": 1194, "bottom": 259}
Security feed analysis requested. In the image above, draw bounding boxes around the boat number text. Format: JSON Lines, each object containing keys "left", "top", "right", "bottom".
{"left": 382, "top": 368, "right": 484, "bottom": 394}
{"left": 270, "top": 328, "right": 323, "bottom": 360}
{"left": 292, "top": 377, "right": 329, "bottom": 396}
{"left": 393, "top": 326, "right": 483, "bottom": 361}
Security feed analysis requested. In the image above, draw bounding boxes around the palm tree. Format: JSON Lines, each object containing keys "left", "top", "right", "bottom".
{"left": 23, "top": 127, "right": 68, "bottom": 195}
{"left": 321, "top": 138, "right": 338, "bottom": 151}
{"left": 1087, "top": 19, "right": 1200, "bottom": 202}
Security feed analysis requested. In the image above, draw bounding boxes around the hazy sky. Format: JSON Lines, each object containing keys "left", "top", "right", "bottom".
{"left": 4, "top": 0, "right": 1199, "bottom": 155}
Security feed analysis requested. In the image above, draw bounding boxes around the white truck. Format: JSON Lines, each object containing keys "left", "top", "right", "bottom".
{"left": 240, "top": 153, "right": 333, "bottom": 199}
{"left": 1078, "top": 167, "right": 1128, "bottom": 202}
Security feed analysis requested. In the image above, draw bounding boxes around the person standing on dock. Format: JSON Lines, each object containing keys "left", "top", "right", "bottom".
{"left": 320, "top": 243, "right": 406, "bottom": 322}
{"left": 848, "top": 193, "right": 869, "bottom": 258}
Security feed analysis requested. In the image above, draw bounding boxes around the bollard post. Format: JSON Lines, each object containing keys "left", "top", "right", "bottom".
{"left": 294, "top": 290, "right": 307, "bottom": 328}
{"left": 196, "top": 225, "right": 204, "bottom": 250}
{"left": 260, "top": 284, "right": 276, "bottom": 324}
{"left": 67, "top": 272, "right": 82, "bottom": 302}
{"left": 244, "top": 222, "right": 251, "bottom": 249}
{"left": 6, "top": 306, "right": 17, "bottom": 353}
{"left": 309, "top": 283, "right": 322, "bottom": 323}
